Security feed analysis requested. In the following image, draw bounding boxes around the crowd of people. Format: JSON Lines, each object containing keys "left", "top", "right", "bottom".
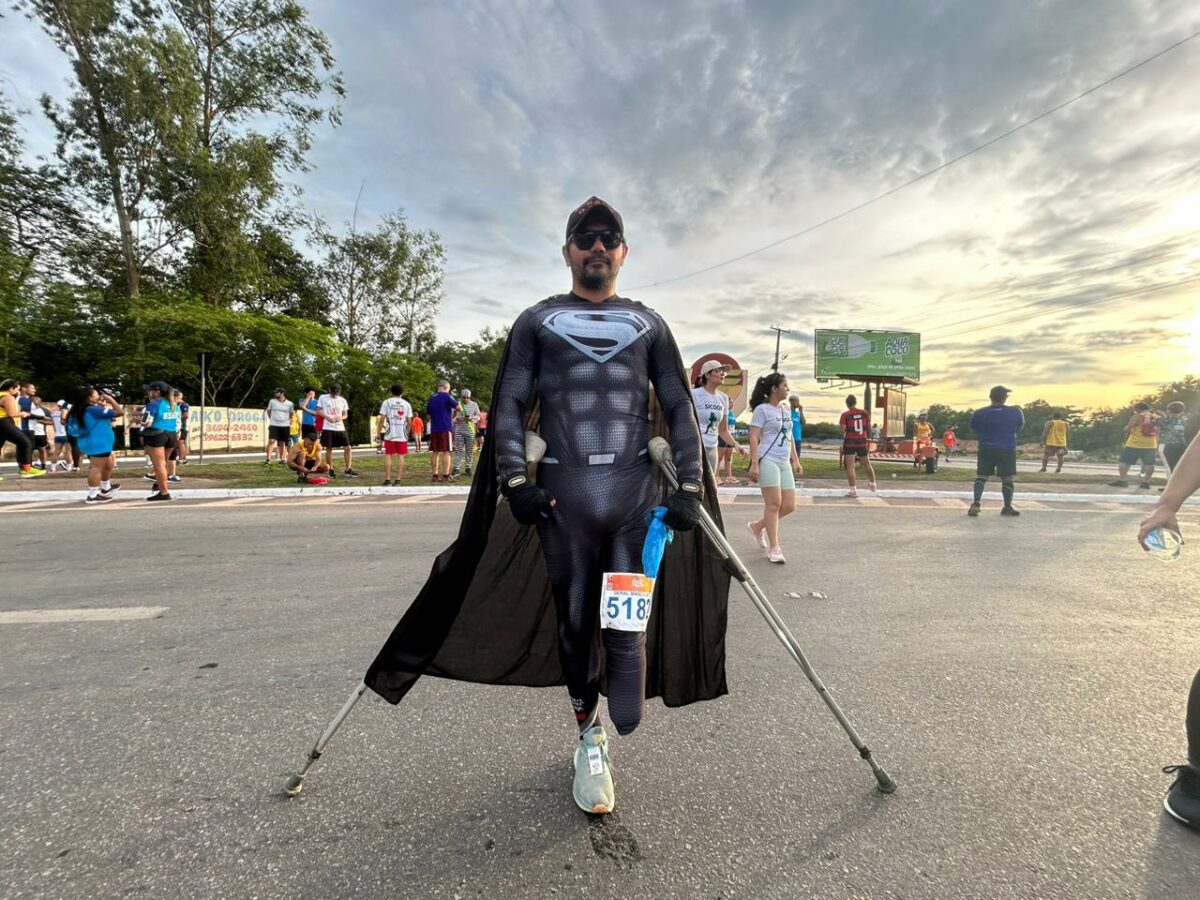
{"left": 0, "top": 377, "right": 494, "bottom": 498}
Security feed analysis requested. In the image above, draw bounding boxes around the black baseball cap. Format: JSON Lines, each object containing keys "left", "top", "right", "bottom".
{"left": 565, "top": 196, "right": 623, "bottom": 240}
{"left": 989, "top": 385, "right": 1011, "bottom": 402}
{"left": 273, "top": 387, "right": 285, "bottom": 394}
{"left": 144, "top": 380, "right": 171, "bottom": 394}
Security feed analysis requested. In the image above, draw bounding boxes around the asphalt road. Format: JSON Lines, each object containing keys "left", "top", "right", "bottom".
{"left": 2, "top": 495, "right": 1197, "bottom": 899}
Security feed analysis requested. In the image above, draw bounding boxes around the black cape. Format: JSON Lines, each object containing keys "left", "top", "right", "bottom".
{"left": 365, "top": 310, "right": 730, "bottom": 708}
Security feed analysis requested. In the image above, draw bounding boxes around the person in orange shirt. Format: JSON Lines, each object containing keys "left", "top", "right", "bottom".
{"left": 410, "top": 413, "right": 424, "bottom": 453}
{"left": 942, "top": 426, "right": 957, "bottom": 462}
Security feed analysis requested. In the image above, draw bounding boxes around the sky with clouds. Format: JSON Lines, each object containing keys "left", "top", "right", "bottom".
{"left": 2, "top": 1, "right": 1198, "bottom": 419}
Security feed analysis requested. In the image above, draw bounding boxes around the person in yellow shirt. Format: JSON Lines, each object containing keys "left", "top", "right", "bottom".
{"left": 287, "top": 434, "right": 330, "bottom": 482}
{"left": 1039, "top": 411, "right": 1069, "bottom": 473}
{"left": 1108, "top": 402, "right": 1158, "bottom": 489}
{"left": 913, "top": 412, "right": 934, "bottom": 469}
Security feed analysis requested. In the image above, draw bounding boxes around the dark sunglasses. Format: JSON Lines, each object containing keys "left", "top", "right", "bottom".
{"left": 570, "top": 230, "right": 623, "bottom": 251}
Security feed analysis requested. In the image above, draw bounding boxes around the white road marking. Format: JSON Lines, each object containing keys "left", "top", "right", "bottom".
{"left": 0, "top": 606, "right": 168, "bottom": 625}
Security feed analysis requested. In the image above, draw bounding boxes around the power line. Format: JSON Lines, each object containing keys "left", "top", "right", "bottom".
{"left": 628, "top": 28, "right": 1200, "bottom": 292}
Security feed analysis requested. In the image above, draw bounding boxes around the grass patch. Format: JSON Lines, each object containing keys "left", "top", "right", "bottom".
{"left": 177, "top": 446, "right": 1135, "bottom": 489}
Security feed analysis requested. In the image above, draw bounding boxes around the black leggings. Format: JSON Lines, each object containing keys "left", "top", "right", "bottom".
{"left": 0, "top": 419, "right": 32, "bottom": 467}
{"left": 538, "top": 461, "right": 654, "bottom": 736}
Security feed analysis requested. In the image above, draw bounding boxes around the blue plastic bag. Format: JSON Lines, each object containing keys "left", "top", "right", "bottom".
{"left": 642, "top": 506, "right": 673, "bottom": 579}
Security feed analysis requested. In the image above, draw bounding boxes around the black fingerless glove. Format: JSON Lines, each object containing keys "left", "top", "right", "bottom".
{"left": 661, "top": 481, "right": 702, "bottom": 531}
{"left": 502, "top": 474, "right": 555, "bottom": 525}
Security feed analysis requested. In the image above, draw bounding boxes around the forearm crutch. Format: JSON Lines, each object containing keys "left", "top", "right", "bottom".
{"left": 648, "top": 437, "right": 896, "bottom": 793}
{"left": 283, "top": 431, "right": 549, "bottom": 797}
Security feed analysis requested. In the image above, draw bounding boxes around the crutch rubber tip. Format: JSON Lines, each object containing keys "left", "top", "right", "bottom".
{"left": 874, "top": 769, "right": 897, "bottom": 793}
{"left": 283, "top": 775, "right": 305, "bottom": 797}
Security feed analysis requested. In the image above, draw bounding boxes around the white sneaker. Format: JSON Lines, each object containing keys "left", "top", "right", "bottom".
{"left": 767, "top": 546, "right": 786, "bottom": 564}
{"left": 844, "top": 489, "right": 858, "bottom": 498}
{"left": 572, "top": 725, "right": 615, "bottom": 814}
{"left": 746, "top": 521, "right": 768, "bottom": 550}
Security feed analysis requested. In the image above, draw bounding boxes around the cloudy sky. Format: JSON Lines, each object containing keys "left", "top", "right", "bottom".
{"left": 3, "top": 1, "right": 1198, "bottom": 419}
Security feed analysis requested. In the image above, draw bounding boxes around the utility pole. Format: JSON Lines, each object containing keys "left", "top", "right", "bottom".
{"left": 197, "top": 351, "right": 210, "bottom": 465}
{"left": 768, "top": 325, "right": 791, "bottom": 372}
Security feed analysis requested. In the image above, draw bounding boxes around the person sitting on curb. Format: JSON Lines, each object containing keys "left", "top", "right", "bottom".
{"left": 287, "top": 433, "right": 330, "bottom": 482}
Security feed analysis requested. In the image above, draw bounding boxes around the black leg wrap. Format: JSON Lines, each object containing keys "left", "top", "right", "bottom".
{"left": 604, "top": 629, "right": 647, "bottom": 736}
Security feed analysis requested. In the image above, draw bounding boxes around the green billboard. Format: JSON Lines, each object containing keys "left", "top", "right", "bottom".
{"left": 814, "top": 329, "right": 920, "bottom": 380}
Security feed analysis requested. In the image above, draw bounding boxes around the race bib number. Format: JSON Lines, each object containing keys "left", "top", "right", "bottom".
{"left": 600, "top": 572, "right": 655, "bottom": 632}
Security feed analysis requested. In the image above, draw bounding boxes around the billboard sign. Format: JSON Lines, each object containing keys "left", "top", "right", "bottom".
{"left": 814, "top": 329, "right": 920, "bottom": 380}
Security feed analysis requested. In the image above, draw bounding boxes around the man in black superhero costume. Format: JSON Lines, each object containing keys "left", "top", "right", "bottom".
{"left": 364, "top": 197, "right": 729, "bottom": 816}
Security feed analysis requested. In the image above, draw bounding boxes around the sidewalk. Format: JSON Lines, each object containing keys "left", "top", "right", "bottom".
{"left": 0, "top": 477, "right": 1192, "bottom": 506}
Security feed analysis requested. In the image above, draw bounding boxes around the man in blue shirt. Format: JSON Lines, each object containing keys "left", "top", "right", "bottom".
{"left": 968, "top": 385, "right": 1025, "bottom": 517}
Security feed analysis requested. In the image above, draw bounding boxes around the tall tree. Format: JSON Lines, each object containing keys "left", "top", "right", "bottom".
{"left": 21, "top": 0, "right": 199, "bottom": 299}
{"left": 160, "top": 0, "right": 343, "bottom": 306}
{"left": 317, "top": 212, "right": 445, "bottom": 353}
{"left": 0, "top": 91, "right": 81, "bottom": 370}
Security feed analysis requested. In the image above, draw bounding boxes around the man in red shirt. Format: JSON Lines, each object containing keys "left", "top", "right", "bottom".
{"left": 839, "top": 394, "right": 877, "bottom": 498}
{"left": 943, "top": 426, "right": 957, "bottom": 463}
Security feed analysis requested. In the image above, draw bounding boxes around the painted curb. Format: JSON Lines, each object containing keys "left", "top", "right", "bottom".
{"left": 0, "top": 484, "right": 1192, "bottom": 506}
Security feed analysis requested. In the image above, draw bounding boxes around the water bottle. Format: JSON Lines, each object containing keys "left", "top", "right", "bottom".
{"left": 642, "top": 506, "right": 673, "bottom": 578}
{"left": 1143, "top": 527, "right": 1182, "bottom": 562}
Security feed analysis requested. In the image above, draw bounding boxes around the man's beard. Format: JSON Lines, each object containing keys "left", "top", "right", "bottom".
{"left": 577, "top": 256, "right": 615, "bottom": 291}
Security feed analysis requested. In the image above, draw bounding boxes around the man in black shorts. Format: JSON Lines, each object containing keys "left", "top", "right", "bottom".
{"left": 968, "top": 385, "right": 1025, "bottom": 517}
{"left": 317, "top": 384, "right": 357, "bottom": 477}
{"left": 838, "top": 394, "right": 876, "bottom": 498}
{"left": 265, "top": 388, "right": 294, "bottom": 465}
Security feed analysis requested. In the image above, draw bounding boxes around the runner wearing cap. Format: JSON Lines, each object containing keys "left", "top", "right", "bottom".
{"left": 451, "top": 388, "right": 480, "bottom": 478}
{"left": 364, "top": 196, "right": 727, "bottom": 818}
{"left": 139, "top": 381, "right": 178, "bottom": 501}
{"left": 968, "top": 385, "right": 1025, "bottom": 517}
{"left": 265, "top": 388, "right": 294, "bottom": 465}
{"left": 691, "top": 359, "right": 746, "bottom": 484}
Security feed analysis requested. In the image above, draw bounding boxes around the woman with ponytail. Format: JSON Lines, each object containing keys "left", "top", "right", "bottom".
{"left": 745, "top": 373, "right": 802, "bottom": 564}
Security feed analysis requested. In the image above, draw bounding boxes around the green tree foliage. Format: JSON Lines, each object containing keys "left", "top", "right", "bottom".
{"left": 21, "top": 0, "right": 343, "bottom": 307}
{"left": 161, "top": 0, "right": 343, "bottom": 305}
{"left": 23, "top": 0, "right": 200, "bottom": 298}
{"left": 318, "top": 348, "right": 437, "bottom": 443}
{"left": 422, "top": 327, "right": 508, "bottom": 410}
{"left": 317, "top": 212, "right": 445, "bottom": 354}
{"left": 0, "top": 91, "right": 82, "bottom": 371}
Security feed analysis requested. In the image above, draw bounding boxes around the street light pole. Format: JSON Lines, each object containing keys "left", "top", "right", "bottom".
{"left": 768, "top": 324, "right": 791, "bottom": 372}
